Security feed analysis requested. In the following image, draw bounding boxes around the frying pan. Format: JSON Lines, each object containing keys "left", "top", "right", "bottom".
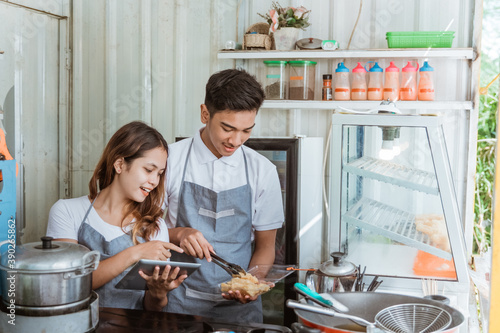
{"left": 290, "top": 292, "right": 465, "bottom": 333}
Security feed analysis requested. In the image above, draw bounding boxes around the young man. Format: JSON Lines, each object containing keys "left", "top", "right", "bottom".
{"left": 164, "top": 69, "right": 284, "bottom": 323}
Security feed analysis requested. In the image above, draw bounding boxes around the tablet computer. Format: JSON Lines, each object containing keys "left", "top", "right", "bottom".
{"left": 115, "top": 259, "right": 201, "bottom": 290}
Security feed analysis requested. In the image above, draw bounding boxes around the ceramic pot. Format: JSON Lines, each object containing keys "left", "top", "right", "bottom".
{"left": 273, "top": 27, "right": 300, "bottom": 50}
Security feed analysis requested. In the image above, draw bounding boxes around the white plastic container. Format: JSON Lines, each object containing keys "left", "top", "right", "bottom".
{"left": 367, "top": 62, "right": 383, "bottom": 101}
{"left": 334, "top": 62, "right": 350, "bottom": 101}
{"left": 383, "top": 61, "right": 400, "bottom": 101}
{"left": 400, "top": 61, "right": 418, "bottom": 101}
{"left": 418, "top": 61, "right": 435, "bottom": 101}
{"left": 351, "top": 62, "right": 367, "bottom": 101}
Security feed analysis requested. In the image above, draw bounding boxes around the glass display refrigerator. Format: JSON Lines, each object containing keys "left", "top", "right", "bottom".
{"left": 244, "top": 137, "right": 323, "bottom": 327}
{"left": 328, "top": 113, "right": 470, "bottom": 327}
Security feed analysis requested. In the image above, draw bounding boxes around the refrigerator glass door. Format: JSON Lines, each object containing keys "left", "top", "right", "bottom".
{"left": 340, "top": 124, "right": 456, "bottom": 281}
{"left": 330, "top": 114, "right": 468, "bottom": 291}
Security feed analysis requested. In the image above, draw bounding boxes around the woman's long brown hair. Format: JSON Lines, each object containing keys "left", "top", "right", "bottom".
{"left": 88, "top": 121, "right": 168, "bottom": 243}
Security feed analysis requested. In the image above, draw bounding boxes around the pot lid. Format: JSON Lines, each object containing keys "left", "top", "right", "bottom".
{"left": 296, "top": 37, "right": 322, "bottom": 50}
{"left": 1, "top": 237, "right": 95, "bottom": 271}
{"left": 319, "top": 252, "right": 357, "bottom": 276}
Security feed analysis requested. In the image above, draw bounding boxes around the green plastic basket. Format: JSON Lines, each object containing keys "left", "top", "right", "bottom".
{"left": 386, "top": 31, "right": 455, "bottom": 48}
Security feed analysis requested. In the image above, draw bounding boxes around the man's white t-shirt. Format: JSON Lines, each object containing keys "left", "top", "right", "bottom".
{"left": 47, "top": 196, "right": 170, "bottom": 242}
{"left": 165, "top": 129, "right": 284, "bottom": 231}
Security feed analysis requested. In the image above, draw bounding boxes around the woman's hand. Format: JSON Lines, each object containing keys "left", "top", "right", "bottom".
{"left": 132, "top": 240, "right": 184, "bottom": 262}
{"left": 140, "top": 265, "right": 187, "bottom": 311}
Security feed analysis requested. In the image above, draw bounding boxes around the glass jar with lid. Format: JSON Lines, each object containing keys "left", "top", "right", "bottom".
{"left": 262, "top": 60, "right": 288, "bottom": 100}
{"left": 288, "top": 60, "right": 317, "bottom": 100}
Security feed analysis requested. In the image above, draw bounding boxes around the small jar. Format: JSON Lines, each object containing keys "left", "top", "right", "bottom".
{"left": 322, "top": 74, "right": 333, "bottom": 101}
{"left": 289, "top": 60, "right": 317, "bottom": 100}
{"left": 262, "top": 60, "right": 288, "bottom": 100}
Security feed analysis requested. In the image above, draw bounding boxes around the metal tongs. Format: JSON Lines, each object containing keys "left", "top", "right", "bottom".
{"left": 210, "top": 253, "right": 246, "bottom": 277}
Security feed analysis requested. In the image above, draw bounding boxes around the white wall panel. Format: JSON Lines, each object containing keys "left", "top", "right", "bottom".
{"left": 66, "top": 0, "right": 479, "bottom": 252}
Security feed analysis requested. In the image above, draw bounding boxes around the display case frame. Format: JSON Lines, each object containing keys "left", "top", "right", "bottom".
{"left": 329, "top": 113, "right": 469, "bottom": 293}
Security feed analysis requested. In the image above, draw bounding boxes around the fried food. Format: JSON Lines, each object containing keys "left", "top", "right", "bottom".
{"left": 415, "top": 214, "right": 451, "bottom": 253}
{"left": 220, "top": 272, "right": 270, "bottom": 297}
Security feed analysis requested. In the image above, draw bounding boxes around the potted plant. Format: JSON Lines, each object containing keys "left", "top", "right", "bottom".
{"left": 259, "top": 2, "right": 311, "bottom": 50}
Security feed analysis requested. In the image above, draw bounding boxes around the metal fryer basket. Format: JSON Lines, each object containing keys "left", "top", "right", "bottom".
{"left": 375, "top": 303, "right": 452, "bottom": 333}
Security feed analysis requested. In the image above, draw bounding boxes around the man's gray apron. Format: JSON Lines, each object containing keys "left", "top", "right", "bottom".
{"left": 166, "top": 140, "right": 262, "bottom": 323}
{"left": 78, "top": 197, "right": 144, "bottom": 309}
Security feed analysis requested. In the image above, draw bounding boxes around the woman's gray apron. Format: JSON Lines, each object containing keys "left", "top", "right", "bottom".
{"left": 77, "top": 197, "right": 144, "bottom": 309}
{"left": 166, "top": 140, "right": 262, "bottom": 323}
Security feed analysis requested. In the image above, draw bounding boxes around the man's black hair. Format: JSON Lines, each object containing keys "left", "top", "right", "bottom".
{"left": 204, "top": 69, "right": 265, "bottom": 116}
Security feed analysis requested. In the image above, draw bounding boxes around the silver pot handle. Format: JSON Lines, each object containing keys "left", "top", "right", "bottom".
{"left": 63, "top": 251, "right": 100, "bottom": 279}
{"left": 82, "top": 250, "right": 101, "bottom": 270}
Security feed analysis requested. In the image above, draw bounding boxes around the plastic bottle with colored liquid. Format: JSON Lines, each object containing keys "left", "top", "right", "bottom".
{"left": 383, "top": 61, "right": 400, "bottom": 101}
{"left": 351, "top": 62, "right": 367, "bottom": 100}
{"left": 400, "top": 61, "right": 418, "bottom": 101}
{"left": 367, "top": 62, "right": 383, "bottom": 100}
{"left": 334, "top": 62, "right": 350, "bottom": 101}
{"left": 418, "top": 61, "right": 435, "bottom": 101}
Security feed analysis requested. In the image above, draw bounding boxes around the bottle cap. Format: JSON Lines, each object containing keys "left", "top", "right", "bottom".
{"left": 369, "top": 62, "right": 383, "bottom": 72}
{"left": 385, "top": 61, "right": 399, "bottom": 72}
{"left": 352, "top": 62, "right": 367, "bottom": 73}
{"left": 335, "top": 62, "right": 349, "bottom": 73}
{"left": 323, "top": 74, "right": 332, "bottom": 79}
{"left": 402, "top": 61, "right": 418, "bottom": 72}
{"left": 420, "top": 61, "right": 434, "bottom": 72}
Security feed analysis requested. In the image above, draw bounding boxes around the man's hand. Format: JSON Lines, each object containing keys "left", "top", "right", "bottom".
{"left": 172, "top": 227, "right": 214, "bottom": 260}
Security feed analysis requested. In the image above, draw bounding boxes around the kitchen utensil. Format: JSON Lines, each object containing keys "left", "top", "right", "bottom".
{"left": 287, "top": 300, "right": 452, "bottom": 333}
{"left": 305, "top": 252, "right": 358, "bottom": 293}
{"left": 422, "top": 278, "right": 438, "bottom": 296}
{"left": 296, "top": 38, "right": 322, "bottom": 50}
{"left": 294, "top": 282, "right": 349, "bottom": 313}
{"left": 0, "top": 236, "right": 100, "bottom": 312}
{"left": 290, "top": 292, "right": 465, "bottom": 333}
{"left": 211, "top": 253, "right": 246, "bottom": 276}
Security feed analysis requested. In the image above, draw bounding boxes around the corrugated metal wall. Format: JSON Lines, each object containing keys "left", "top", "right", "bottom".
{"left": 0, "top": 0, "right": 69, "bottom": 243}
{"left": 0, "top": 0, "right": 479, "bottom": 244}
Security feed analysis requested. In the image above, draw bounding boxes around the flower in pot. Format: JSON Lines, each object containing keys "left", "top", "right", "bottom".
{"left": 258, "top": 2, "right": 311, "bottom": 50}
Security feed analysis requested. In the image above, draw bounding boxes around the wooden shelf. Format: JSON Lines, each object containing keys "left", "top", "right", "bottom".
{"left": 261, "top": 100, "right": 473, "bottom": 110}
{"left": 218, "top": 48, "right": 474, "bottom": 60}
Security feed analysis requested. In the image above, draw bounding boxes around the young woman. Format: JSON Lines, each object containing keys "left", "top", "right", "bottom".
{"left": 47, "top": 121, "right": 186, "bottom": 311}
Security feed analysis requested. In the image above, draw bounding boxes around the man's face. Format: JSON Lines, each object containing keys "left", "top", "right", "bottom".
{"left": 200, "top": 105, "right": 256, "bottom": 158}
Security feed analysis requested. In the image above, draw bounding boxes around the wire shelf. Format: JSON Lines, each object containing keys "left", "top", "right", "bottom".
{"left": 343, "top": 198, "right": 452, "bottom": 261}
{"left": 343, "top": 156, "right": 438, "bottom": 195}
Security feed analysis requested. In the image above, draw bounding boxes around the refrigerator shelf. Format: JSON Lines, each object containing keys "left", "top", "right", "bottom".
{"left": 343, "top": 197, "right": 452, "bottom": 261}
{"left": 343, "top": 156, "right": 438, "bottom": 195}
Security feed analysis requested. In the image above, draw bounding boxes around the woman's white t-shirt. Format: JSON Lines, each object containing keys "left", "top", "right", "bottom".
{"left": 46, "top": 195, "right": 169, "bottom": 242}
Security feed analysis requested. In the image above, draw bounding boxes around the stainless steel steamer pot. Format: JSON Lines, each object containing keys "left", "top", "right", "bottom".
{"left": 0, "top": 237, "right": 100, "bottom": 308}
{"left": 292, "top": 292, "right": 465, "bottom": 333}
